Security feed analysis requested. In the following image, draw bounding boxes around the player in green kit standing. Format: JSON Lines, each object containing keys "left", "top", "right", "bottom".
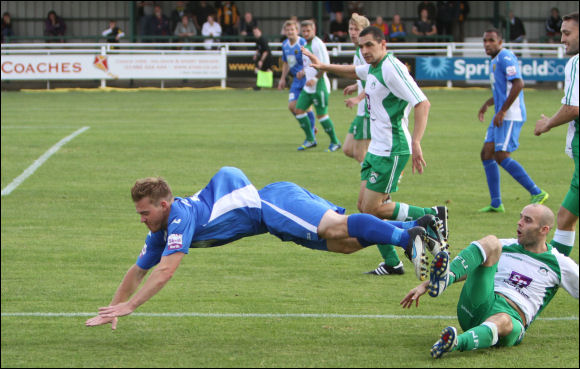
{"left": 294, "top": 20, "right": 341, "bottom": 152}
{"left": 302, "top": 26, "right": 448, "bottom": 275}
{"left": 535, "top": 12, "right": 579, "bottom": 257}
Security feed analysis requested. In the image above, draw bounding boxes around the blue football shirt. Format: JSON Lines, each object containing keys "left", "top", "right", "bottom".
{"left": 282, "top": 37, "right": 307, "bottom": 79}
{"left": 490, "top": 48, "right": 526, "bottom": 122}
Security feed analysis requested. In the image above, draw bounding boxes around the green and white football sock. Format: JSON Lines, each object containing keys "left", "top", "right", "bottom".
{"left": 457, "top": 322, "right": 498, "bottom": 351}
{"left": 296, "top": 113, "right": 315, "bottom": 142}
{"left": 392, "top": 202, "right": 437, "bottom": 221}
{"left": 319, "top": 115, "right": 340, "bottom": 144}
{"left": 448, "top": 242, "right": 486, "bottom": 285}
{"left": 550, "top": 229, "right": 575, "bottom": 256}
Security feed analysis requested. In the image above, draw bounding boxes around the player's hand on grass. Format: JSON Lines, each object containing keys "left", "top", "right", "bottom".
{"left": 85, "top": 315, "right": 118, "bottom": 330}
{"left": 98, "top": 302, "right": 135, "bottom": 319}
{"left": 301, "top": 47, "right": 322, "bottom": 69}
{"left": 400, "top": 281, "right": 429, "bottom": 309}
{"left": 534, "top": 114, "right": 551, "bottom": 136}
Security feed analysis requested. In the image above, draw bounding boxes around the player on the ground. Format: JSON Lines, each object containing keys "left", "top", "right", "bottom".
{"left": 401, "top": 204, "right": 579, "bottom": 359}
{"left": 302, "top": 26, "right": 448, "bottom": 276}
{"left": 294, "top": 20, "right": 341, "bottom": 152}
{"left": 277, "top": 19, "right": 317, "bottom": 150}
{"left": 342, "top": 13, "right": 371, "bottom": 163}
{"left": 85, "top": 166, "right": 446, "bottom": 329}
{"left": 477, "top": 28, "right": 549, "bottom": 213}
{"left": 535, "top": 11, "right": 579, "bottom": 256}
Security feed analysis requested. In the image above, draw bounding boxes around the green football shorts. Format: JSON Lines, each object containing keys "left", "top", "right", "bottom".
{"left": 562, "top": 151, "right": 579, "bottom": 216}
{"left": 296, "top": 82, "right": 329, "bottom": 116}
{"left": 348, "top": 115, "right": 371, "bottom": 140}
{"left": 360, "top": 152, "right": 408, "bottom": 194}
{"left": 456, "top": 260, "right": 525, "bottom": 347}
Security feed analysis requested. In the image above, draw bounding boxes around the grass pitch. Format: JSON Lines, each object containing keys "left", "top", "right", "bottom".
{"left": 1, "top": 87, "right": 578, "bottom": 368}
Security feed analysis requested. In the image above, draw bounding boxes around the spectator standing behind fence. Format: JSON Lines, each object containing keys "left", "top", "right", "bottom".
{"left": 44, "top": 10, "right": 66, "bottom": 42}
{"left": 174, "top": 14, "right": 196, "bottom": 45}
{"left": 217, "top": 1, "right": 240, "bottom": 36}
{"left": 418, "top": 1, "right": 437, "bottom": 22}
{"left": 148, "top": 5, "right": 171, "bottom": 41}
{"left": 188, "top": 1, "right": 215, "bottom": 33}
{"left": 1, "top": 12, "right": 14, "bottom": 43}
{"left": 240, "top": 12, "right": 257, "bottom": 41}
{"left": 372, "top": 16, "right": 389, "bottom": 38}
{"left": 330, "top": 11, "right": 349, "bottom": 42}
{"left": 389, "top": 14, "right": 407, "bottom": 42}
{"left": 436, "top": 1, "right": 459, "bottom": 41}
{"left": 508, "top": 11, "right": 526, "bottom": 43}
{"left": 545, "top": 7, "right": 563, "bottom": 43}
{"left": 102, "top": 20, "right": 125, "bottom": 43}
{"left": 170, "top": 1, "right": 188, "bottom": 32}
{"left": 413, "top": 8, "right": 437, "bottom": 42}
{"left": 202, "top": 15, "right": 222, "bottom": 50}
{"left": 455, "top": 1, "right": 469, "bottom": 42}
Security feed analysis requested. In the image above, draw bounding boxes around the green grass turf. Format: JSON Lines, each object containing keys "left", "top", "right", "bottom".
{"left": 1, "top": 87, "right": 578, "bottom": 367}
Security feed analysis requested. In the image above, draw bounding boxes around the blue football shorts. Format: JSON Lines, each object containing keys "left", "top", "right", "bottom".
{"left": 484, "top": 120, "right": 523, "bottom": 152}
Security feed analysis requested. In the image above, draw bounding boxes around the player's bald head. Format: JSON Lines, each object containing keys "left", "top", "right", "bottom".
{"left": 523, "top": 204, "right": 555, "bottom": 230}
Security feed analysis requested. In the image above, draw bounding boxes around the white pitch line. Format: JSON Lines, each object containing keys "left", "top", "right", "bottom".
{"left": 0, "top": 312, "right": 577, "bottom": 321}
{"left": 1, "top": 126, "right": 90, "bottom": 197}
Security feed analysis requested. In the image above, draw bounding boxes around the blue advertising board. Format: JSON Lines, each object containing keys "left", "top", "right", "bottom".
{"left": 416, "top": 57, "right": 567, "bottom": 81}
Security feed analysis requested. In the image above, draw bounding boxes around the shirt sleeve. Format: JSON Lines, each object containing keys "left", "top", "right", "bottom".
{"left": 383, "top": 57, "right": 427, "bottom": 106}
{"left": 162, "top": 204, "right": 195, "bottom": 257}
{"left": 355, "top": 64, "right": 369, "bottom": 81}
{"left": 136, "top": 231, "right": 166, "bottom": 270}
{"left": 502, "top": 51, "right": 522, "bottom": 81}
{"left": 555, "top": 251, "right": 579, "bottom": 299}
{"left": 562, "top": 56, "right": 579, "bottom": 107}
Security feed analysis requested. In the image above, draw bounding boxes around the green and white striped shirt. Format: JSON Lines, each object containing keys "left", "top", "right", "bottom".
{"left": 302, "top": 36, "right": 331, "bottom": 95}
{"left": 355, "top": 53, "right": 427, "bottom": 157}
{"left": 354, "top": 47, "right": 368, "bottom": 116}
{"left": 477, "top": 238, "right": 579, "bottom": 326}
{"left": 562, "top": 54, "right": 579, "bottom": 159}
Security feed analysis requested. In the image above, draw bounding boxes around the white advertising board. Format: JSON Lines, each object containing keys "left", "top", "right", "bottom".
{"left": 1, "top": 53, "right": 227, "bottom": 80}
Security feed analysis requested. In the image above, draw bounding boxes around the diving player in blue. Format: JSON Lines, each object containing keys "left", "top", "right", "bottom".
{"left": 477, "top": 28, "right": 548, "bottom": 213}
{"left": 86, "top": 166, "right": 447, "bottom": 329}
{"left": 277, "top": 19, "right": 317, "bottom": 150}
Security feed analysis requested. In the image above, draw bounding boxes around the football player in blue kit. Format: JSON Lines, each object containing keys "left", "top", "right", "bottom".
{"left": 86, "top": 166, "right": 447, "bottom": 329}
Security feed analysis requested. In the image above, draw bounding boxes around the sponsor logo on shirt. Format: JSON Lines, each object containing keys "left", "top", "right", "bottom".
{"left": 504, "top": 271, "right": 531, "bottom": 298}
{"left": 168, "top": 233, "right": 183, "bottom": 250}
{"left": 506, "top": 65, "right": 517, "bottom": 76}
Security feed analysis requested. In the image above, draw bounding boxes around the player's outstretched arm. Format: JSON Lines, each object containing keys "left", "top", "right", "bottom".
{"left": 98, "top": 252, "right": 185, "bottom": 321}
{"left": 301, "top": 47, "right": 357, "bottom": 79}
{"left": 85, "top": 263, "right": 149, "bottom": 330}
{"left": 400, "top": 280, "right": 429, "bottom": 309}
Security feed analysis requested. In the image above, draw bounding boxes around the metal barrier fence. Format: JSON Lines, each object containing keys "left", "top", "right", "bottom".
{"left": 1, "top": 42, "right": 566, "bottom": 89}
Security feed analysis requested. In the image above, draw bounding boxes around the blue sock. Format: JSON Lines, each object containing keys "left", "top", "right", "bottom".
{"left": 307, "top": 111, "right": 316, "bottom": 133}
{"left": 347, "top": 214, "right": 409, "bottom": 248}
{"left": 390, "top": 220, "right": 417, "bottom": 229}
{"left": 483, "top": 159, "right": 502, "bottom": 207}
{"left": 500, "top": 157, "right": 541, "bottom": 195}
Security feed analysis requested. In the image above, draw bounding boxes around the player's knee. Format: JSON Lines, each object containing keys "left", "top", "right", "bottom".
{"left": 479, "top": 235, "right": 501, "bottom": 265}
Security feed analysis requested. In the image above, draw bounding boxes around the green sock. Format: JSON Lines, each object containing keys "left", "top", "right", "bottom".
{"left": 378, "top": 244, "right": 400, "bottom": 267}
{"left": 319, "top": 116, "right": 339, "bottom": 144}
{"left": 448, "top": 243, "right": 485, "bottom": 285}
{"left": 457, "top": 323, "right": 496, "bottom": 351}
{"left": 391, "top": 202, "right": 437, "bottom": 221}
{"left": 296, "top": 114, "right": 315, "bottom": 142}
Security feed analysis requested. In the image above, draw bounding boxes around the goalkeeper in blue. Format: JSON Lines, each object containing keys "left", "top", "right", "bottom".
{"left": 400, "top": 204, "right": 578, "bottom": 359}
{"left": 86, "top": 166, "right": 446, "bottom": 329}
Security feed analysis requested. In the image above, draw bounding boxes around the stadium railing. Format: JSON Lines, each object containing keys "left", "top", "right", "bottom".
{"left": 1, "top": 41, "right": 566, "bottom": 89}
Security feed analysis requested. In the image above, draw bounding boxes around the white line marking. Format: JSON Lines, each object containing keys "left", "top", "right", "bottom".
{"left": 1, "top": 126, "right": 90, "bottom": 197}
{"left": 0, "top": 312, "right": 577, "bottom": 321}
